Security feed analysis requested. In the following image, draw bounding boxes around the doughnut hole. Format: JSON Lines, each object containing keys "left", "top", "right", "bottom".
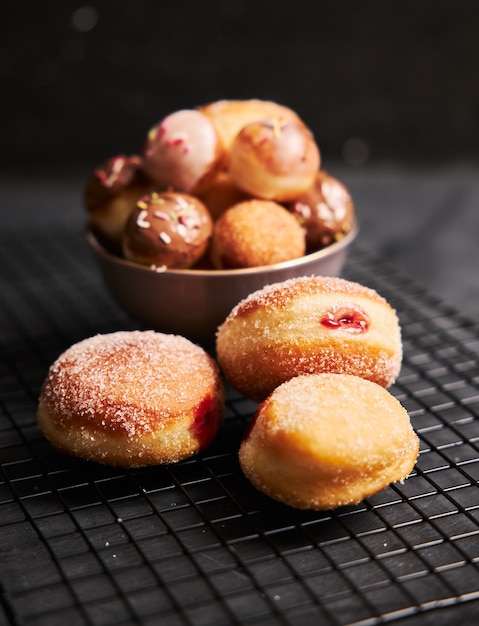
{"left": 196, "top": 170, "right": 250, "bottom": 221}
{"left": 286, "top": 170, "right": 355, "bottom": 252}
{"left": 198, "top": 99, "right": 305, "bottom": 152}
{"left": 122, "top": 191, "right": 213, "bottom": 269}
{"left": 85, "top": 154, "right": 154, "bottom": 248}
{"left": 228, "top": 118, "right": 320, "bottom": 202}
{"left": 210, "top": 200, "right": 306, "bottom": 269}
{"left": 142, "top": 109, "right": 225, "bottom": 194}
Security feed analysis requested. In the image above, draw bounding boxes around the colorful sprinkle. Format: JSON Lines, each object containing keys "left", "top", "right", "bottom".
{"left": 136, "top": 210, "right": 150, "bottom": 228}
{"left": 263, "top": 117, "right": 288, "bottom": 138}
{"left": 153, "top": 210, "right": 169, "bottom": 220}
{"left": 150, "top": 264, "right": 167, "bottom": 272}
{"left": 159, "top": 232, "right": 172, "bottom": 245}
{"left": 148, "top": 127, "right": 158, "bottom": 141}
{"left": 150, "top": 193, "right": 165, "bottom": 205}
{"left": 177, "top": 224, "right": 188, "bottom": 239}
{"left": 175, "top": 196, "right": 190, "bottom": 209}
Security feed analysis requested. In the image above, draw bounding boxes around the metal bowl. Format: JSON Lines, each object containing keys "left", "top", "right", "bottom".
{"left": 87, "top": 222, "right": 358, "bottom": 344}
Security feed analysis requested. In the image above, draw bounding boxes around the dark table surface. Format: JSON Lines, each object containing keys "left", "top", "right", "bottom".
{"left": 1, "top": 162, "right": 479, "bottom": 626}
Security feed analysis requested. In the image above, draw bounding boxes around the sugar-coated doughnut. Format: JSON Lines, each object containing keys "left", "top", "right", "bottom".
{"left": 228, "top": 118, "right": 320, "bottom": 201}
{"left": 143, "top": 109, "right": 225, "bottom": 194}
{"left": 198, "top": 99, "right": 304, "bottom": 152}
{"left": 216, "top": 276, "right": 402, "bottom": 401}
{"left": 37, "top": 331, "right": 224, "bottom": 467}
{"left": 286, "top": 170, "right": 355, "bottom": 252}
{"left": 210, "top": 200, "right": 306, "bottom": 269}
{"left": 85, "top": 154, "right": 153, "bottom": 247}
{"left": 122, "top": 191, "right": 213, "bottom": 269}
{"left": 239, "top": 373, "right": 419, "bottom": 510}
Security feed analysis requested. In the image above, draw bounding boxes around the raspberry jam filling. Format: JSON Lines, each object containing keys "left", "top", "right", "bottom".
{"left": 320, "top": 306, "right": 369, "bottom": 334}
{"left": 190, "top": 395, "right": 221, "bottom": 449}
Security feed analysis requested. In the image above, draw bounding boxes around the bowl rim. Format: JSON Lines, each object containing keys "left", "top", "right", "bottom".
{"left": 86, "top": 218, "right": 358, "bottom": 277}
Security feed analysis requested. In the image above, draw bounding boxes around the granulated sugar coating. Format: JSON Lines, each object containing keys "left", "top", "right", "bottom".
{"left": 226, "top": 275, "right": 388, "bottom": 320}
{"left": 210, "top": 200, "right": 305, "bottom": 269}
{"left": 216, "top": 275, "right": 403, "bottom": 401}
{"left": 38, "top": 331, "right": 224, "bottom": 467}
{"left": 239, "top": 373, "right": 419, "bottom": 510}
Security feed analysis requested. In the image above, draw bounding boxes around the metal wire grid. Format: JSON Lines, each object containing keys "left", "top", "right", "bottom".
{"left": 1, "top": 226, "right": 479, "bottom": 625}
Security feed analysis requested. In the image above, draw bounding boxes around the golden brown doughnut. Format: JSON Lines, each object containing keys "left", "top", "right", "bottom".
{"left": 228, "top": 118, "right": 320, "bottom": 201}
{"left": 239, "top": 373, "right": 419, "bottom": 510}
{"left": 216, "top": 276, "right": 402, "bottom": 401}
{"left": 37, "top": 331, "right": 224, "bottom": 467}
{"left": 196, "top": 170, "right": 250, "bottom": 221}
{"left": 142, "top": 109, "right": 225, "bottom": 194}
{"left": 210, "top": 199, "right": 306, "bottom": 269}
{"left": 198, "top": 99, "right": 304, "bottom": 152}
{"left": 85, "top": 154, "right": 153, "bottom": 248}
{"left": 122, "top": 191, "right": 213, "bottom": 269}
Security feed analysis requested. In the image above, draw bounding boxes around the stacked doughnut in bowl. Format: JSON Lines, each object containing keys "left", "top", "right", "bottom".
{"left": 85, "top": 99, "right": 358, "bottom": 341}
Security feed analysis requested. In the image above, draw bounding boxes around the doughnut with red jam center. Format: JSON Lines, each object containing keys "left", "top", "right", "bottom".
{"left": 37, "top": 331, "right": 224, "bottom": 467}
{"left": 320, "top": 305, "right": 370, "bottom": 334}
{"left": 216, "top": 275, "right": 402, "bottom": 401}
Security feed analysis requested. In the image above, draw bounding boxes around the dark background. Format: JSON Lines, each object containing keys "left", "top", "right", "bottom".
{"left": 2, "top": 0, "right": 479, "bottom": 174}
{"left": 1, "top": 1, "right": 478, "bottom": 319}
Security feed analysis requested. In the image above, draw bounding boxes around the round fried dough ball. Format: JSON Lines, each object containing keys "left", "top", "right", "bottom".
{"left": 228, "top": 118, "right": 320, "bottom": 201}
{"left": 122, "top": 191, "right": 213, "bottom": 269}
{"left": 210, "top": 199, "right": 306, "bottom": 269}
{"left": 143, "top": 109, "right": 224, "bottom": 194}
{"left": 198, "top": 99, "right": 305, "bottom": 152}
{"left": 239, "top": 373, "right": 419, "bottom": 509}
{"left": 286, "top": 169, "right": 355, "bottom": 252}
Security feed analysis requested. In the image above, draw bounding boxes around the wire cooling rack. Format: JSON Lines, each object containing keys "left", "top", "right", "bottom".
{"left": 1, "top": 224, "right": 479, "bottom": 626}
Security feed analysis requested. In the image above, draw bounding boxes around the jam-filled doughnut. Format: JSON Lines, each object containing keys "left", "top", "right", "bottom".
{"left": 210, "top": 199, "right": 306, "bottom": 269}
{"left": 216, "top": 276, "right": 402, "bottom": 401}
{"left": 239, "top": 373, "right": 419, "bottom": 510}
{"left": 85, "top": 154, "right": 153, "bottom": 248}
{"left": 122, "top": 191, "right": 213, "bottom": 269}
{"left": 37, "top": 331, "right": 224, "bottom": 467}
{"left": 228, "top": 117, "right": 320, "bottom": 202}
{"left": 286, "top": 170, "right": 355, "bottom": 252}
{"left": 142, "top": 109, "right": 224, "bottom": 194}
{"left": 198, "top": 99, "right": 305, "bottom": 152}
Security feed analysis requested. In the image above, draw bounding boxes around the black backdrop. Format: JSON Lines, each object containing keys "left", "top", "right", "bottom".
{"left": 2, "top": 0, "right": 479, "bottom": 174}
